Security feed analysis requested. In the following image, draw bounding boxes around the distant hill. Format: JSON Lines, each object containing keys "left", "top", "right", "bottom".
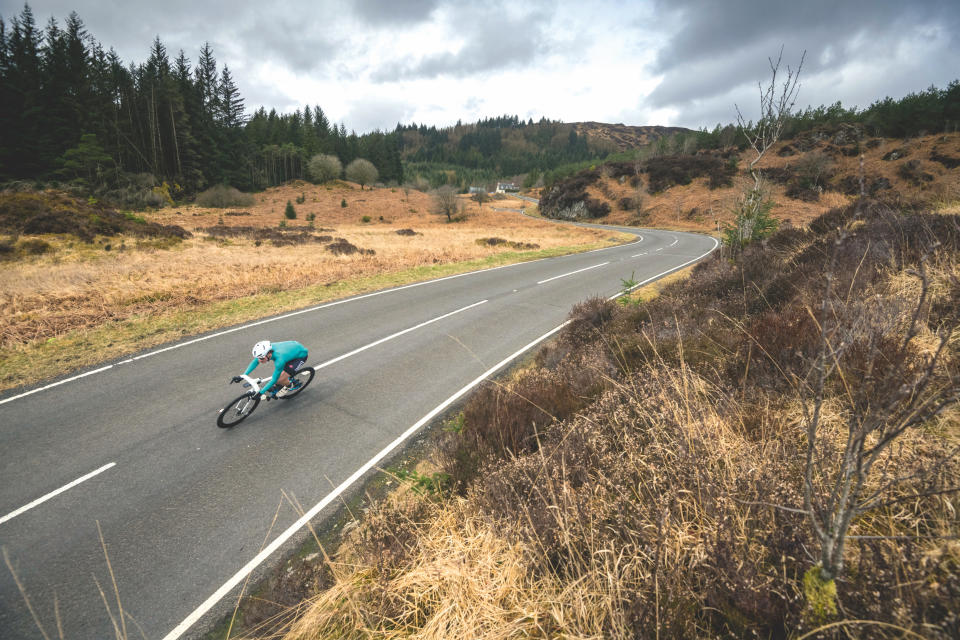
{"left": 573, "top": 122, "right": 692, "bottom": 151}
{"left": 396, "top": 116, "right": 691, "bottom": 190}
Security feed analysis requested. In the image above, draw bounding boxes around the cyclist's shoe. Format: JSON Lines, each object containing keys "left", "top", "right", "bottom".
{"left": 275, "top": 387, "right": 288, "bottom": 398}
{"left": 288, "top": 378, "right": 302, "bottom": 391}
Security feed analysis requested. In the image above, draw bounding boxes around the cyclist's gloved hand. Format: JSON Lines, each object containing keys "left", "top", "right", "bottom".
{"left": 231, "top": 375, "right": 242, "bottom": 383}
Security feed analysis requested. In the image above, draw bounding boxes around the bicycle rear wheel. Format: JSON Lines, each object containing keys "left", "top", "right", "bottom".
{"left": 279, "top": 366, "right": 314, "bottom": 400}
{"left": 217, "top": 392, "right": 260, "bottom": 428}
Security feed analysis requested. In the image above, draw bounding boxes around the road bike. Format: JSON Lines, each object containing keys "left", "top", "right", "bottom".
{"left": 217, "top": 366, "right": 315, "bottom": 428}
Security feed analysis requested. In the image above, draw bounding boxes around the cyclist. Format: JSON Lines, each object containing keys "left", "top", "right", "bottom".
{"left": 232, "top": 340, "right": 309, "bottom": 400}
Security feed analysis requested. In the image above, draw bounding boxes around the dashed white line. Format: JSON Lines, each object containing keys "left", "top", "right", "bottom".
{"left": 610, "top": 237, "right": 720, "bottom": 300}
{"left": 312, "top": 299, "right": 487, "bottom": 371}
{"left": 537, "top": 262, "right": 609, "bottom": 284}
{"left": 0, "top": 463, "right": 116, "bottom": 525}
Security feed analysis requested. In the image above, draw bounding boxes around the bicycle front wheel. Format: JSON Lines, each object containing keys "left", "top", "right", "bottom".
{"left": 217, "top": 392, "right": 260, "bottom": 428}
{"left": 279, "top": 367, "right": 315, "bottom": 400}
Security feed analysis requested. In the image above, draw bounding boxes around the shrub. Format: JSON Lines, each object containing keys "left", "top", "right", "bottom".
{"left": 195, "top": 184, "right": 255, "bottom": 208}
{"left": 17, "top": 238, "right": 53, "bottom": 255}
{"left": 285, "top": 200, "right": 297, "bottom": 219}
{"left": 897, "top": 159, "right": 935, "bottom": 185}
{"left": 345, "top": 158, "right": 378, "bottom": 189}
{"left": 341, "top": 198, "right": 347, "bottom": 208}
{"left": 306, "top": 154, "right": 342, "bottom": 183}
{"left": 326, "top": 238, "right": 374, "bottom": 256}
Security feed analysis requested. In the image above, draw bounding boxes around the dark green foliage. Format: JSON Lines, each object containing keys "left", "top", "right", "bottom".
{"left": 284, "top": 200, "right": 296, "bottom": 219}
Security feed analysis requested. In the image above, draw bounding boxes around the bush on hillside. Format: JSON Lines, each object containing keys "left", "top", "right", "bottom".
{"left": 195, "top": 184, "right": 255, "bottom": 208}
{"left": 307, "top": 154, "right": 342, "bottom": 183}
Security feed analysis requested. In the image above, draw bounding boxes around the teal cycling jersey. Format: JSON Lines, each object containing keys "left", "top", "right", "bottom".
{"left": 244, "top": 340, "right": 309, "bottom": 394}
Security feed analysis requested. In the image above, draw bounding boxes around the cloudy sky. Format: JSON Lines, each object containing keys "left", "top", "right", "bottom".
{"left": 5, "top": 0, "right": 959, "bottom": 133}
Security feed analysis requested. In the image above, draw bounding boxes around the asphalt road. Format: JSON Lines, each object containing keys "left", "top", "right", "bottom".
{"left": 0, "top": 223, "right": 717, "bottom": 639}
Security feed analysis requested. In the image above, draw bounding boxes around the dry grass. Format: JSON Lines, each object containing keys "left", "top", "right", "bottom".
{"left": 0, "top": 182, "right": 626, "bottom": 391}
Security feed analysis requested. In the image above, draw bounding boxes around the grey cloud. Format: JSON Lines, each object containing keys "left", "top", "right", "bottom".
{"left": 652, "top": 0, "right": 959, "bottom": 73}
{"left": 370, "top": 5, "right": 553, "bottom": 82}
{"left": 343, "top": 98, "right": 417, "bottom": 132}
{"left": 237, "top": 17, "right": 342, "bottom": 74}
{"left": 646, "top": 0, "right": 960, "bottom": 125}
{"left": 351, "top": 0, "right": 440, "bottom": 26}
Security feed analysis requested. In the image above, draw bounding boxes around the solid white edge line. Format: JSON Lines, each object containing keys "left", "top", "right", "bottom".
{"left": 609, "top": 236, "right": 719, "bottom": 301}
{"left": 537, "top": 261, "right": 610, "bottom": 285}
{"left": 0, "top": 462, "right": 116, "bottom": 525}
{"left": 0, "top": 366, "right": 114, "bottom": 406}
{"left": 311, "top": 299, "right": 487, "bottom": 371}
{"left": 161, "top": 320, "right": 572, "bottom": 640}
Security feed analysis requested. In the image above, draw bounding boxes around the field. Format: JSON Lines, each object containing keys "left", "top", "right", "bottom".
{"left": 0, "top": 181, "right": 626, "bottom": 391}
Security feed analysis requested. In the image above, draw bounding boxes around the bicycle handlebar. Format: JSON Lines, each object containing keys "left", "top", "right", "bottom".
{"left": 232, "top": 374, "right": 266, "bottom": 395}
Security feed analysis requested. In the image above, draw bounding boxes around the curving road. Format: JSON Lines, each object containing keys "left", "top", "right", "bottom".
{"left": 0, "top": 221, "right": 717, "bottom": 639}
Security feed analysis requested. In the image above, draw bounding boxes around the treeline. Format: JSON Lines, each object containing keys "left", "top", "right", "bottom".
{"left": 671, "top": 80, "right": 960, "bottom": 154}
{"left": 0, "top": 4, "right": 402, "bottom": 203}
{"left": 396, "top": 117, "right": 603, "bottom": 181}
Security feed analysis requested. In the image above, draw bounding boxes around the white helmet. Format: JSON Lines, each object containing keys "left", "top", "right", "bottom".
{"left": 252, "top": 340, "right": 272, "bottom": 358}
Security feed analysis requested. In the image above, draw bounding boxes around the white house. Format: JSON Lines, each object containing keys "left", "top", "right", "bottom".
{"left": 495, "top": 182, "right": 518, "bottom": 193}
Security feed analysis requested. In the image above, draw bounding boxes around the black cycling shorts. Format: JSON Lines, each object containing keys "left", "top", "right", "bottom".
{"left": 283, "top": 358, "right": 307, "bottom": 375}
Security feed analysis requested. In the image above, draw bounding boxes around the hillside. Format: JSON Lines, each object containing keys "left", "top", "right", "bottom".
{"left": 574, "top": 121, "right": 692, "bottom": 151}
{"left": 538, "top": 128, "right": 960, "bottom": 232}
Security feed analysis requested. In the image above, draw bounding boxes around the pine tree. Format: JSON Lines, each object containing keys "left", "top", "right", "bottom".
{"left": 218, "top": 65, "right": 244, "bottom": 127}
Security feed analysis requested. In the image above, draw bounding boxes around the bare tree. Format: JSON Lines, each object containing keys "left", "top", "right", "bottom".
{"left": 727, "top": 48, "right": 805, "bottom": 251}
{"left": 800, "top": 230, "right": 960, "bottom": 583}
{"left": 736, "top": 47, "right": 805, "bottom": 191}
{"left": 432, "top": 185, "right": 459, "bottom": 222}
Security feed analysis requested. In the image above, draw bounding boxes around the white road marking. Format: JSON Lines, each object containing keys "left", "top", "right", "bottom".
{"left": 0, "top": 366, "right": 114, "bottom": 406}
{"left": 609, "top": 237, "right": 719, "bottom": 300}
{"left": 161, "top": 321, "right": 572, "bottom": 640}
{"left": 312, "top": 299, "right": 487, "bottom": 371}
{"left": 0, "top": 463, "right": 116, "bottom": 525}
{"left": 632, "top": 252, "right": 647, "bottom": 257}
{"left": 537, "top": 262, "right": 610, "bottom": 284}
